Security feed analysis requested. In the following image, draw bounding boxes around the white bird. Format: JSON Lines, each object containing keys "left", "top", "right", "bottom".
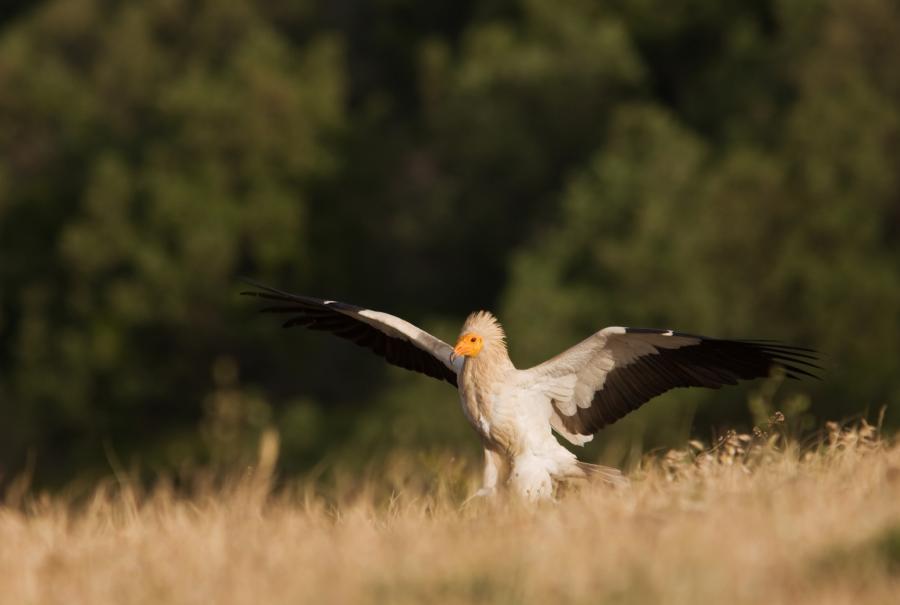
{"left": 242, "top": 281, "right": 818, "bottom": 501}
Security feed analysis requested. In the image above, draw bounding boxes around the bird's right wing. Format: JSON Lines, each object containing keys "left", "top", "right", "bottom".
{"left": 522, "top": 327, "right": 819, "bottom": 444}
{"left": 241, "top": 280, "right": 460, "bottom": 386}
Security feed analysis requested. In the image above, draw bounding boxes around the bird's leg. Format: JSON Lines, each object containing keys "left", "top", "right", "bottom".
{"left": 477, "top": 447, "right": 500, "bottom": 497}
{"left": 464, "top": 448, "right": 504, "bottom": 505}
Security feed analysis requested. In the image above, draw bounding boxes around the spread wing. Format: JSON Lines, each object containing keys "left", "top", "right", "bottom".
{"left": 241, "top": 280, "right": 459, "bottom": 386}
{"left": 523, "top": 327, "right": 819, "bottom": 443}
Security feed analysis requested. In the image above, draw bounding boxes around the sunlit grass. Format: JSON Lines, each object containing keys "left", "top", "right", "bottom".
{"left": 1, "top": 419, "right": 898, "bottom": 604}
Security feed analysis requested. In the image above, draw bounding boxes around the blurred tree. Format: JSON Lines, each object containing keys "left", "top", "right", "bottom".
{"left": 0, "top": 0, "right": 345, "bottom": 482}
{"left": 407, "top": 0, "right": 645, "bottom": 311}
{"left": 0, "top": 0, "right": 37, "bottom": 27}
{"left": 501, "top": 0, "right": 900, "bottom": 451}
{"left": 0, "top": 0, "right": 897, "bottom": 486}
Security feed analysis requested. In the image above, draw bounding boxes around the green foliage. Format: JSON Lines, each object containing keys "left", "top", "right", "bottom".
{"left": 501, "top": 0, "right": 900, "bottom": 446}
{"left": 0, "top": 0, "right": 345, "bottom": 482}
{"left": 0, "top": 0, "right": 898, "bottom": 485}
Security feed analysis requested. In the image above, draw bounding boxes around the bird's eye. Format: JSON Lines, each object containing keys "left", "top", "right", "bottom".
{"left": 470, "top": 337, "right": 477, "bottom": 343}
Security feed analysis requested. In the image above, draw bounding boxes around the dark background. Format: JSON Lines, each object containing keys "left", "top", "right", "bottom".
{"left": 1, "top": 0, "right": 898, "bottom": 488}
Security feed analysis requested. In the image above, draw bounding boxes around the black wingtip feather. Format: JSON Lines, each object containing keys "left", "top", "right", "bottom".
{"left": 242, "top": 278, "right": 458, "bottom": 388}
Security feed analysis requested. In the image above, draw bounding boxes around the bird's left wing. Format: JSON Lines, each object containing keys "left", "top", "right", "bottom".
{"left": 521, "top": 327, "right": 819, "bottom": 443}
{"left": 241, "top": 280, "right": 460, "bottom": 386}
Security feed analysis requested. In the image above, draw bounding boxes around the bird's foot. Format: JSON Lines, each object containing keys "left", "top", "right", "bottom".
{"left": 462, "top": 486, "right": 497, "bottom": 507}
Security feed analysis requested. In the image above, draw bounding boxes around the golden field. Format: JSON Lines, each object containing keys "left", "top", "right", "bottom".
{"left": 1, "top": 420, "right": 898, "bottom": 605}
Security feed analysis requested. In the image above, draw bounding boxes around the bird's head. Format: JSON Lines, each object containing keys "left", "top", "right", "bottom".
{"left": 450, "top": 311, "right": 507, "bottom": 363}
{"left": 452, "top": 332, "right": 484, "bottom": 360}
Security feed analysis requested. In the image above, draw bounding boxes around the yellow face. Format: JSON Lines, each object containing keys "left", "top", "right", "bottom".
{"left": 453, "top": 332, "right": 484, "bottom": 358}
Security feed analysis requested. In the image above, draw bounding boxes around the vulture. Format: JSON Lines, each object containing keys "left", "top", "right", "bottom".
{"left": 242, "top": 281, "right": 819, "bottom": 501}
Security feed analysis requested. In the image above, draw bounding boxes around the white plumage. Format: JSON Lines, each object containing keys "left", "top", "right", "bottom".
{"left": 243, "top": 281, "right": 818, "bottom": 501}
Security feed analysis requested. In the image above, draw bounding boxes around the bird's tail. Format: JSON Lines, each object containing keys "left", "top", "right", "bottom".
{"left": 576, "top": 461, "right": 630, "bottom": 488}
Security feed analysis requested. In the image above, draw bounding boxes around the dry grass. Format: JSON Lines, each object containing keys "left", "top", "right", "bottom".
{"left": 2, "top": 420, "right": 899, "bottom": 605}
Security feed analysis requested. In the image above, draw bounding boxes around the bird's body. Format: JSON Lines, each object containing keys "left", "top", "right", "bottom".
{"left": 454, "top": 311, "right": 588, "bottom": 499}
{"left": 243, "top": 281, "right": 818, "bottom": 501}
